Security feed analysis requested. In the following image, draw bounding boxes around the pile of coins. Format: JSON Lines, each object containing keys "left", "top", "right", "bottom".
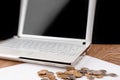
{"left": 37, "top": 66, "right": 118, "bottom": 80}
{"left": 56, "top": 66, "right": 82, "bottom": 80}
{"left": 37, "top": 69, "right": 56, "bottom": 80}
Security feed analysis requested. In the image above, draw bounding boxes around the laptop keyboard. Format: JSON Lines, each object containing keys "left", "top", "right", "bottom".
{"left": 0, "top": 38, "right": 84, "bottom": 56}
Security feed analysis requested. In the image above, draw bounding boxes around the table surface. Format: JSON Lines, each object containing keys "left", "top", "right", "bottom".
{"left": 0, "top": 44, "right": 120, "bottom": 68}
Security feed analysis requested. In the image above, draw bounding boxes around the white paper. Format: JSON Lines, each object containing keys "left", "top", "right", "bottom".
{"left": 0, "top": 55, "right": 120, "bottom": 80}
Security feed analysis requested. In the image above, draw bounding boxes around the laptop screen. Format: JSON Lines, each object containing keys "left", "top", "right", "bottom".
{"left": 23, "top": 0, "right": 89, "bottom": 39}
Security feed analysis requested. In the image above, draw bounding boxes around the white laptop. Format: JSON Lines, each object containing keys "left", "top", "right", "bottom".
{"left": 0, "top": 0, "right": 96, "bottom": 67}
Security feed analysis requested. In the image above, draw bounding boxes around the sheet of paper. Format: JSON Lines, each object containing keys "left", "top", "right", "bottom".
{"left": 0, "top": 55, "right": 119, "bottom": 80}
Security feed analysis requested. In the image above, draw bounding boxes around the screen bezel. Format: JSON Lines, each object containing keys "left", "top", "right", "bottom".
{"left": 18, "top": 0, "right": 96, "bottom": 46}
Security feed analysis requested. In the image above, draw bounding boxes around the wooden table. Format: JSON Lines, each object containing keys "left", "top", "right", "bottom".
{"left": 0, "top": 44, "right": 120, "bottom": 68}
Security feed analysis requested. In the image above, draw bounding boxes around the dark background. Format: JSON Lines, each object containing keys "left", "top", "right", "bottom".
{"left": 0, "top": 1, "right": 20, "bottom": 40}
{"left": 93, "top": 0, "right": 120, "bottom": 44}
{"left": 0, "top": 0, "right": 120, "bottom": 44}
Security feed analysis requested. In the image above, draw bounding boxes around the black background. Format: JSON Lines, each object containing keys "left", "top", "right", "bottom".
{"left": 93, "top": 0, "right": 120, "bottom": 44}
{"left": 0, "top": 0, "right": 20, "bottom": 39}
{"left": 0, "top": 0, "right": 120, "bottom": 44}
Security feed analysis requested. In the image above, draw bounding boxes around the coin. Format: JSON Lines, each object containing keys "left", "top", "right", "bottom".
{"left": 63, "top": 75, "right": 76, "bottom": 80}
{"left": 38, "top": 67, "right": 118, "bottom": 80}
{"left": 41, "top": 78, "right": 49, "bottom": 80}
{"left": 56, "top": 72, "right": 68, "bottom": 79}
{"left": 38, "top": 70, "right": 48, "bottom": 75}
{"left": 99, "top": 70, "right": 107, "bottom": 74}
{"left": 66, "top": 66, "right": 75, "bottom": 71}
{"left": 95, "top": 74, "right": 104, "bottom": 78}
{"left": 79, "top": 67, "right": 89, "bottom": 76}
{"left": 105, "top": 73, "right": 118, "bottom": 77}
{"left": 86, "top": 74, "right": 95, "bottom": 80}
{"left": 81, "top": 67, "right": 89, "bottom": 71}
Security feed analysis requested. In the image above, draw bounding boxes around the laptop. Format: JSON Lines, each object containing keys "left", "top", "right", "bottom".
{"left": 0, "top": 0, "right": 96, "bottom": 67}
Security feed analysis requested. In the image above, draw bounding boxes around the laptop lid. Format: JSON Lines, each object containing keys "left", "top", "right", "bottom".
{"left": 18, "top": 0, "right": 96, "bottom": 46}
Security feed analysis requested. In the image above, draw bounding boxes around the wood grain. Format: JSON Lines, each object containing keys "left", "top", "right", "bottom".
{"left": 87, "top": 44, "right": 120, "bottom": 66}
{"left": 0, "top": 59, "right": 22, "bottom": 68}
{"left": 0, "top": 44, "right": 120, "bottom": 68}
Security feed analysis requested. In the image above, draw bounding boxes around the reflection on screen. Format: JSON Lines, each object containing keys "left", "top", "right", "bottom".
{"left": 23, "top": 0, "right": 89, "bottom": 39}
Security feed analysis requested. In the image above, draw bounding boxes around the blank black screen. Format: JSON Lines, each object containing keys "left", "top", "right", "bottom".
{"left": 23, "top": 0, "right": 89, "bottom": 39}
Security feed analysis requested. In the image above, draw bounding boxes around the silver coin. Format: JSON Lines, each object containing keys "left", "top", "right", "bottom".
{"left": 41, "top": 78, "right": 49, "bottom": 80}
{"left": 87, "top": 75, "right": 95, "bottom": 80}
{"left": 105, "top": 73, "right": 118, "bottom": 77}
